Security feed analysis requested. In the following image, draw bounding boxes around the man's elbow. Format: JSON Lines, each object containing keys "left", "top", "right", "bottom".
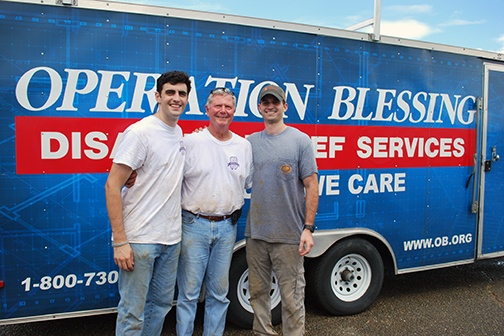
{"left": 105, "top": 178, "right": 120, "bottom": 198}
{"left": 105, "top": 180, "right": 113, "bottom": 198}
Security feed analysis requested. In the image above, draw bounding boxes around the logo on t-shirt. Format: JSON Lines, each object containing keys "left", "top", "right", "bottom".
{"left": 228, "top": 156, "right": 240, "bottom": 170}
{"left": 179, "top": 141, "right": 186, "bottom": 155}
{"left": 281, "top": 164, "right": 292, "bottom": 175}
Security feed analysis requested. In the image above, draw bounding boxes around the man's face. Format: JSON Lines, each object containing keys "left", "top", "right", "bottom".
{"left": 155, "top": 82, "right": 189, "bottom": 121}
{"left": 206, "top": 94, "right": 235, "bottom": 129}
{"left": 259, "top": 95, "right": 287, "bottom": 124}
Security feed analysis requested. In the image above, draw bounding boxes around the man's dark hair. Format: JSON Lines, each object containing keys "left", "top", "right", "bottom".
{"left": 157, "top": 70, "right": 191, "bottom": 94}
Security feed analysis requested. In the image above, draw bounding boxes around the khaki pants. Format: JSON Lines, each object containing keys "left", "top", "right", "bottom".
{"left": 246, "top": 238, "right": 306, "bottom": 336}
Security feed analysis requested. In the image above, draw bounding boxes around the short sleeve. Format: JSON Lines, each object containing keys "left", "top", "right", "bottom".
{"left": 299, "top": 133, "right": 318, "bottom": 179}
{"left": 113, "top": 128, "right": 146, "bottom": 171}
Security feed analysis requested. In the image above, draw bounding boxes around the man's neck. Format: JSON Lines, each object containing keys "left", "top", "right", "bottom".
{"left": 154, "top": 112, "right": 178, "bottom": 128}
{"left": 264, "top": 121, "right": 287, "bottom": 135}
{"left": 208, "top": 124, "right": 232, "bottom": 141}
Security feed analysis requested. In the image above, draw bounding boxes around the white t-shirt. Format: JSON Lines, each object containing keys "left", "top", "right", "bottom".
{"left": 181, "top": 128, "right": 252, "bottom": 216}
{"left": 113, "top": 115, "right": 184, "bottom": 245}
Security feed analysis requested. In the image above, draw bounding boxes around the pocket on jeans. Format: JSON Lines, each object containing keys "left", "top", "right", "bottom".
{"left": 181, "top": 211, "right": 195, "bottom": 224}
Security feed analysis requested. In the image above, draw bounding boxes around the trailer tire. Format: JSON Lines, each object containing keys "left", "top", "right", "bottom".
{"left": 313, "top": 238, "right": 384, "bottom": 315}
{"left": 227, "top": 250, "right": 282, "bottom": 328}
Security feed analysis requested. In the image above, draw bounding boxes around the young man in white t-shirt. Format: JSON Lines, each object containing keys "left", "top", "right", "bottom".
{"left": 105, "top": 70, "right": 191, "bottom": 336}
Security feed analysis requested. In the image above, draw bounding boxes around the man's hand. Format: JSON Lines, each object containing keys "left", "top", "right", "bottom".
{"left": 124, "top": 170, "right": 137, "bottom": 188}
{"left": 192, "top": 126, "right": 206, "bottom": 133}
{"left": 114, "top": 243, "right": 135, "bottom": 271}
{"left": 299, "top": 230, "right": 314, "bottom": 256}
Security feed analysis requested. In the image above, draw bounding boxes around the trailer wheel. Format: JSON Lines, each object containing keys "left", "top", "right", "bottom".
{"left": 227, "top": 250, "right": 282, "bottom": 328}
{"left": 313, "top": 238, "right": 384, "bottom": 315}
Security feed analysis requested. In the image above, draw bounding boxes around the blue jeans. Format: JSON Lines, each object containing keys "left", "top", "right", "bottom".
{"left": 176, "top": 210, "right": 237, "bottom": 336}
{"left": 116, "top": 243, "right": 180, "bottom": 336}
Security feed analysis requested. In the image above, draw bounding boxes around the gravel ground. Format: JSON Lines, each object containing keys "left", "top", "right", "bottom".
{"left": 1, "top": 257, "right": 504, "bottom": 335}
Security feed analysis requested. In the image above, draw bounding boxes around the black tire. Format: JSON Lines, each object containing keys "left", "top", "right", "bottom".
{"left": 313, "top": 238, "right": 384, "bottom": 315}
{"left": 226, "top": 250, "right": 282, "bottom": 328}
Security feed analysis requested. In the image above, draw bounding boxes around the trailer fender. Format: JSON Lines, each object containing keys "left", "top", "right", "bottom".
{"left": 308, "top": 228, "right": 397, "bottom": 270}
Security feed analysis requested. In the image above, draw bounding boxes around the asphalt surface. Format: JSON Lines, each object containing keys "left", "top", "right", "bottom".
{"left": 1, "top": 257, "right": 504, "bottom": 336}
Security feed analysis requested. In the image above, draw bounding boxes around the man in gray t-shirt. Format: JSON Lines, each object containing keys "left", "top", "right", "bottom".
{"left": 245, "top": 84, "right": 319, "bottom": 336}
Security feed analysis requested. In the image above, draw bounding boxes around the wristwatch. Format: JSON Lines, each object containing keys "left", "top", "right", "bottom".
{"left": 303, "top": 224, "right": 315, "bottom": 233}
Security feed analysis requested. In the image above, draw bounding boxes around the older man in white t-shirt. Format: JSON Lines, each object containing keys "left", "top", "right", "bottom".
{"left": 176, "top": 87, "right": 252, "bottom": 336}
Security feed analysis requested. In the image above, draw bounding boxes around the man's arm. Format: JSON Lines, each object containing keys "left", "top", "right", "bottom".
{"left": 299, "top": 173, "right": 319, "bottom": 256}
{"left": 105, "top": 163, "right": 135, "bottom": 271}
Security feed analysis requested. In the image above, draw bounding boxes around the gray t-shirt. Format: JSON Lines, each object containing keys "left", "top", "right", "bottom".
{"left": 245, "top": 126, "right": 318, "bottom": 244}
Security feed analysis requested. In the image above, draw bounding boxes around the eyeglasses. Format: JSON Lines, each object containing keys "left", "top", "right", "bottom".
{"left": 209, "top": 87, "right": 235, "bottom": 96}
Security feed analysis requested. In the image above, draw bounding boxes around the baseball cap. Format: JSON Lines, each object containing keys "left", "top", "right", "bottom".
{"left": 259, "top": 84, "right": 285, "bottom": 102}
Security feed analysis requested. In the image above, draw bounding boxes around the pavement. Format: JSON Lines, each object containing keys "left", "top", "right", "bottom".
{"left": 1, "top": 256, "right": 504, "bottom": 335}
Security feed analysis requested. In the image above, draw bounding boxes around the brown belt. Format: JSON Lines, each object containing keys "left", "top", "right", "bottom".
{"left": 187, "top": 211, "right": 230, "bottom": 222}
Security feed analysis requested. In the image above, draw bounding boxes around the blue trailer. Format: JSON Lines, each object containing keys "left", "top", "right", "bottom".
{"left": 1, "top": 0, "right": 503, "bottom": 327}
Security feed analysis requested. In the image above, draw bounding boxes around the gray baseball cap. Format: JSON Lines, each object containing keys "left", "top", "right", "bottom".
{"left": 259, "top": 84, "right": 285, "bottom": 101}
